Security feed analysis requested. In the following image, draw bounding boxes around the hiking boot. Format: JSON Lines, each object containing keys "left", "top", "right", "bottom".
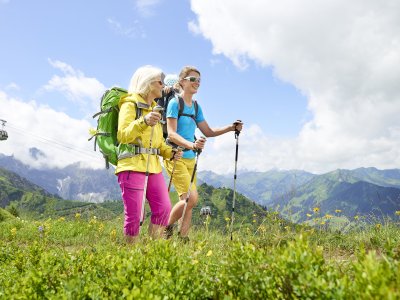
{"left": 163, "top": 224, "right": 176, "bottom": 240}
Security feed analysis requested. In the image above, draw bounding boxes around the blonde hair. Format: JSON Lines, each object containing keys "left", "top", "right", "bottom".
{"left": 178, "top": 66, "right": 201, "bottom": 80}
{"left": 128, "top": 65, "right": 164, "bottom": 98}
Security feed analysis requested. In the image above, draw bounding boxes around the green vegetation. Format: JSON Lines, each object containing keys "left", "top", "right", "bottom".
{"left": 1, "top": 211, "right": 399, "bottom": 299}
{"left": 1, "top": 168, "right": 400, "bottom": 298}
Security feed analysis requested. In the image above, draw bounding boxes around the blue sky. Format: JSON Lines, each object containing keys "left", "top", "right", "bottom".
{"left": 1, "top": 0, "right": 400, "bottom": 174}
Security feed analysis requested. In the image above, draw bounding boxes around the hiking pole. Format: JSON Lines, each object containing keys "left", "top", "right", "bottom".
{"left": 230, "top": 121, "right": 242, "bottom": 241}
{"left": 165, "top": 138, "right": 185, "bottom": 192}
{"left": 139, "top": 105, "right": 164, "bottom": 232}
{"left": 179, "top": 136, "right": 206, "bottom": 236}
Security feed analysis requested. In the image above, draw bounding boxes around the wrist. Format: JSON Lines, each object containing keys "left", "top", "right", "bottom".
{"left": 192, "top": 143, "right": 197, "bottom": 151}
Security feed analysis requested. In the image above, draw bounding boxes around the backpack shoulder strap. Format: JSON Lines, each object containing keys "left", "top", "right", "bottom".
{"left": 193, "top": 100, "right": 198, "bottom": 119}
{"left": 178, "top": 96, "right": 185, "bottom": 117}
{"left": 177, "top": 96, "right": 198, "bottom": 123}
{"left": 122, "top": 97, "right": 145, "bottom": 119}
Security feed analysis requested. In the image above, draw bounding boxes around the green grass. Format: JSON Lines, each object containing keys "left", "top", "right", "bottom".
{"left": 1, "top": 214, "right": 399, "bottom": 299}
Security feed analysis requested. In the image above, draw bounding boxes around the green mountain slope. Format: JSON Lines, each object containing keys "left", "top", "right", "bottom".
{"left": 274, "top": 170, "right": 400, "bottom": 222}
{"left": 0, "top": 167, "right": 118, "bottom": 219}
{"left": 0, "top": 168, "right": 271, "bottom": 229}
{"left": 198, "top": 169, "right": 315, "bottom": 206}
{"left": 192, "top": 183, "right": 269, "bottom": 230}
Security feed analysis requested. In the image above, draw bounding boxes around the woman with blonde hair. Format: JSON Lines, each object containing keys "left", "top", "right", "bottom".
{"left": 116, "top": 65, "right": 182, "bottom": 243}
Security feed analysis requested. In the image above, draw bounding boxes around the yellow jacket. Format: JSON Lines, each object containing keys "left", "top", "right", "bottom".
{"left": 115, "top": 93, "right": 173, "bottom": 174}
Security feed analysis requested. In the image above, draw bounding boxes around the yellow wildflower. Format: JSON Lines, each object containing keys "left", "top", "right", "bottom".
{"left": 58, "top": 217, "right": 65, "bottom": 222}
{"left": 11, "top": 227, "right": 17, "bottom": 237}
{"left": 313, "top": 207, "right": 320, "bottom": 213}
{"left": 110, "top": 229, "right": 117, "bottom": 240}
{"left": 375, "top": 223, "right": 381, "bottom": 229}
{"left": 395, "top": 211, "right": 400, "bottom": 216}
{"left": 325, "top": 214, "right": 333, "bottom": 219}
{"left": 354, "top": 215, "right": 359, "bottom": 220}
{"left": 75, "top": 213, "right": 81, "bottom": 219}
{"left": 335, "top": 209, "right": 342, "bottom": 213}
{"left": 307, "top": 213, "right": 312, "bottom": 217}
{"left": 206, "top": 250, "right": 213, "bottom": 257}
{"left": 192, "top": 259, "right": 199, "bottom": 265}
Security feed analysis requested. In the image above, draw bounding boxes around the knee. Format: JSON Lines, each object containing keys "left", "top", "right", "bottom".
{"left": 158, "top": 201, "right": 171, "bottom": 218}
{"left": 187, "top": 191, "right": 198, "bottom": 209}
{"left": 151, "top": 201, "right": 171, "bottom": 226}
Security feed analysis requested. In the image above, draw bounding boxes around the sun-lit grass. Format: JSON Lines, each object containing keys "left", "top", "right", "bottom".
{"left": 1, "top": 213, "right": 399, "bottom": 299}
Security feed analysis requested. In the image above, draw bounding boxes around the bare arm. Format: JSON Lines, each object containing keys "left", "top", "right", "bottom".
{"left": 197, "top": 120, "right": 242, "bottom": 138}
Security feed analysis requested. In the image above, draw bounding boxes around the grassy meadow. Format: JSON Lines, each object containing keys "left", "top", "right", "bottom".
{"left": 1, "top": 208, "right": 400, "bottom": 299}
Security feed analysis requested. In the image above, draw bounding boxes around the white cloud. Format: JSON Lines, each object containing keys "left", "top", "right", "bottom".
{"left": 43, "top": 59, "right": 106, "bottom": 115}
{"left": 135, "top": 0, "right": 161, "bottom": 17}
{"left": 107, "top": 18, "right": 146, "bottom": 39}
{"left": 0, "top": 91, "right": 104, "bottom": 169}
{"left": 191, "top": 0, "right": 400, "bottom": 173}
{"left": 5, "top": 82, "right": 20, "bottom": 90}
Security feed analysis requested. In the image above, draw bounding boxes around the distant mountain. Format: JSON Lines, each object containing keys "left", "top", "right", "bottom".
{"left": 2, "top": 154, "right": 400, "bottom": 224}
{"left": 274, "top": 170, "right": 400, "bottom": 222}
{"left": 350, "top": 167, "right": 400, "bottom": 188}
{"left": 0, "top": 167, "right": 58, "bottom": 208}
{"left": 0, "top": 166, "right": 270, "bottom": 226}
{"left": 0, "top": 167, "right": 121, "bottom": 219}
{"left": 193, "top": 182, "right": 270, "bottom": 229}
{"left": 198, "top": 169, "right": 315, "bottom": 206}
{"left": 0, "top": 154, "right": 121, "bottom": 202}
{"left": 199, "top": 168, "right": 400, "bottom": 223}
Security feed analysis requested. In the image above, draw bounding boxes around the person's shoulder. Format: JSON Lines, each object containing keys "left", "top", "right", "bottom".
{"left": 168, "top": 96, "right": 179, "bottom": 107}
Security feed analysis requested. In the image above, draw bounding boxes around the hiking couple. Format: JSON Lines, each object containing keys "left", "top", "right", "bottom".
{"left": 115, "top": 65, "right": 243, "bottom": 243}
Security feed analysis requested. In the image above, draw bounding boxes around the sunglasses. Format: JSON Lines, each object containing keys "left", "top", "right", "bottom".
{"left": 153, "top": 80, "right": 164, "bottom": 86}
{"left": 183, "top": 76, "right": 201, "bottom": 83}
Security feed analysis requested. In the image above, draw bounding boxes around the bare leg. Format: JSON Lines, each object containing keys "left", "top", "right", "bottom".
{"left": 125, "top": 235, "right": 138, "bottom": 244}
{"left": 168, "top": 190, "right": 198, "bottom": 237}
{"left": 148, "top": 223, "right": 165, "bottom": 239}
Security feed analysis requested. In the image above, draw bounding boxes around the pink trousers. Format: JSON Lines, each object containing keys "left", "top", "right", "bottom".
{"left": 117, "top": 171, "right": 171, "bottom": 236}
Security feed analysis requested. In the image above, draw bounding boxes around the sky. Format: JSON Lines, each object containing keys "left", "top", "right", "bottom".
{"left": 1, "top": 0, "right": 400, "bottom": 174}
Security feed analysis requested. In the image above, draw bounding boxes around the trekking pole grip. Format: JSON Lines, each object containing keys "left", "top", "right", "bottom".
{"left": 233, "top": 120, "right": 242, "bottom": 138}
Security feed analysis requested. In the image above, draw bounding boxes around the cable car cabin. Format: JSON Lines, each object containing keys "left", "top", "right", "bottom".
{"left": 200, "top": 206, "right": 212, "bottom": 216}
{"left": 0, "top": 129, "right": 8, "bottom": 140}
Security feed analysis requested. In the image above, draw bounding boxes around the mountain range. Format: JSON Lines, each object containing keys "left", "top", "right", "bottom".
{"left": 198, "top": 168, "right": 400, "bottom": 222}
{"left": 1, "top": 154, "right": 399, "bottom": 223}
{"left": 0, "top": 164, "right": 267, "bottom": 229}
{"left": 0, "top": 154, "right": 120, "bottom": 202}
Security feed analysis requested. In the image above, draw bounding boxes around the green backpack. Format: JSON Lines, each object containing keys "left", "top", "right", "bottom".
{"left": 89, "top": 87, "right": 143, "bottom": 169}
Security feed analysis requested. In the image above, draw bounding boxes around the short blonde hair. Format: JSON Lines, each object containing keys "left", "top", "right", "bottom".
{"left": 128, "top": 65, "right": 164, "bottom": 98}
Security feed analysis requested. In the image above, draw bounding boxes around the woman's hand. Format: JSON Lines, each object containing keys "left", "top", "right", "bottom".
{"left": 193, "top": 136, "right": 206, "bottom": 151}
{"left": 144, "top": 111, "right": 161, "bottom": 127}
{"left": 232, "top": 120, "right": 243, "bottom": 133}
{"left": 172, "top": 149, "right": 183, "bottom": 161}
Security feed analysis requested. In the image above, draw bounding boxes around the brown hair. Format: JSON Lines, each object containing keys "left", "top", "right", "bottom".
{"left": 178, "top": 66, "right": 201, "bottom": 80}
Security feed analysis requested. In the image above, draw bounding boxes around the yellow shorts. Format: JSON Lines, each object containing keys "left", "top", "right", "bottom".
{"left": 164, "top": 158, "right": 197, "bottom": 196}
